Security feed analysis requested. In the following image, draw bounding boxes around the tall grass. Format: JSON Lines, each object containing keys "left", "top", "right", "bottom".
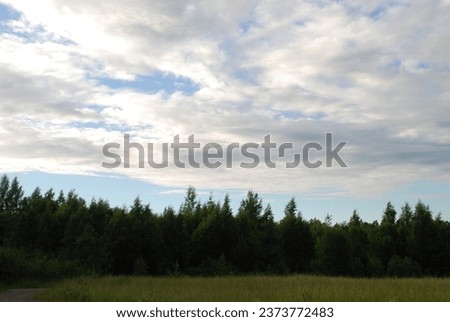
{"left": 34, "top": 275, "right": 450, "bottom": 302}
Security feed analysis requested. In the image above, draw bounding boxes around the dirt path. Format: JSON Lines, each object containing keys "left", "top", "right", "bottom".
{"left": 0, "top": 288, "right": 46, "bottom": 302}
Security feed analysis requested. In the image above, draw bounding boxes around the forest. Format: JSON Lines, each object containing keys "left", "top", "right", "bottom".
{"left": 1, "top": 174, "right": 449, "bottom": 281}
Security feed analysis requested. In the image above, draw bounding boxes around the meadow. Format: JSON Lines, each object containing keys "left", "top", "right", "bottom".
{"left": 34, "top": 275, "right": 450, "bottom": 302}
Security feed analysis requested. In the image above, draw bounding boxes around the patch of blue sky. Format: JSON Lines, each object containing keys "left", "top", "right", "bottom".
{"left": 234, "top": 189, "right": 389, "bottom": 223}
{"left": 368, "top": 1, "right": 410, "bottom": 20}
{"left": 239, "top": 20, "right": 254, "bottom": 33}
{"left": 9, "top": 171, "right": 244, "bottom": 215}
{"left": 45, "top": 33, "right": 77, "bottom": 46}
{"left": 69, "top": 121, "right": 104, "bottom": 129}
{"left": 97, "top": 72, "right": 200, "bottom": 96}
{"left": 13, "top": 26, "right": 47, "bottom": 43}
{"left": 0, "top": 3, "right": 19, "bottom": 34}
{"left": 0, "top": 3, "right": 20, "bottom": 21}
{"left": 5, "top": 171, "right": 318, "bottom": 220}
{"left": 274, "top": 110, "right": 323, "bottom": 121}
{"left": 218, "top": 39, "right": 241, "bottom": 60}
{"left": 380, "top": 181, "right": 450, "bottom": 218}
{"left": 316, "top": 74, "right": 353, "bottom": 89}
{"left": 67, "top": 121, "right": 111, "bottom": 130}
{"left": 0, "top": 19, "right": 51, "bottom": 44}
{"left": 233, "top": 67, "right": 259, "bottom": 85}
{"left": 0, "top": 22, "right": 8, "bottom": 33}
{"left": 369, "top": 5, "right": 386, "bottom": 20}
{"left": 67, "top": 120, "right": 141, "bottom": 133}
{"left": 291, "top": 181, "right": 450, "bottom": 223}
{"left": 386, "top": 60, "right": 430, "bottom": 72}
{"left": 10, "top": 171, "right": 167, "bottom": 210}
{"left": 0, "top": 4, "right": 74, "bottom": 45}
{"left": 85, "top": 104, "right": 106, "bottom": 113}
{"left": 387, "top": 59, "right": 402, "bottom": 69}
{"left": 293, "top": 19, "right": 308, "bottom": 27}
{"left": 416, "top": 62, "right": 430, "bottom": 70}
{"left": 102, "top": 123, "right": 148, "bottom": 133}
{"left": 7, "top": 172, "right": 450, "bottom": 222}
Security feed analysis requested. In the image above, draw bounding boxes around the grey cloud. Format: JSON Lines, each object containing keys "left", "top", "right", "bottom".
{"left": 0, "top": 0, "right": 449, "bottom": 197}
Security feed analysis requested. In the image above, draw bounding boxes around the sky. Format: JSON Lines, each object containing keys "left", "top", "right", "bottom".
{"left": 0, "top": 0, "right": 449, "bottom": 223}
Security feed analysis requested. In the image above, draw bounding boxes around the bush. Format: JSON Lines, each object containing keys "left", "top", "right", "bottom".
{"left": 187, "top": 254, "right": 235, "bottom": 276}
{"left": 387, "top": 256, "right": 422, "bottom": 277}
{"left": 0, "top": 246, "right": 88, "bottom": 281}
{"left": 367, "top": 256, "right": 384, "bottom": 277}
{"left": 133, "top": 256, "right": 148, "bottom": 275}
{"left": 0, "top": 247, "right": 28, "bottom": 280}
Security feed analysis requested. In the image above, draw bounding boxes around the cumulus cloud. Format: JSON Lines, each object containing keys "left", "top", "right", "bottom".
{"left": 0, "top": 0, "right": 449, "bottom": 198}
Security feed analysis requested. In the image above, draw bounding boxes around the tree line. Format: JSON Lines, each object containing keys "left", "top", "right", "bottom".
{"left": 1, "top": 174, "right": 449, "bottom": 281}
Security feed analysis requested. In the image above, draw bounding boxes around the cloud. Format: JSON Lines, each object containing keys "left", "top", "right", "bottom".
{"left": 0, "top": 0, "right": 449, "bottom": 199}
{"left": 157, "top": 189, "right": 211, "bottom": 196}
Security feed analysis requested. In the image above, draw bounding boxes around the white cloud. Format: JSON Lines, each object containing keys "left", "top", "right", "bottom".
{"left": 0, "top": 0, "right": 449, "bottom": 199}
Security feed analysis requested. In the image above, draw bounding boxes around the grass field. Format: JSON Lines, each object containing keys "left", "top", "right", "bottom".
{"left": 34, "top": 275, "right": 450, "bottom": 301}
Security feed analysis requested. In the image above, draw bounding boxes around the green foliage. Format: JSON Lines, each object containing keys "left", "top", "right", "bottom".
{"left": 347, "top": 210, "right": 369, "bottom": 276}
{"left": 1, "top": 174, "right": 450, "bottom": 280}
{"left": 232, "top": 191, "right": 265, "bottom": 272}
{"left": 367, "top": 256, "right": 384, "bottom": 277}
{"left": 387, "top": 256, "right": 422, "bottom": 277}
{"left": 375, "top": 202, "right": 399, "bottom": 267}
{"left": 0, "top": 247, "right": 27, "bottom": 280}
{"left": 133, "top": 256, "right": 148, "bottom": 276}
{"left": 0, "top": 247, "right": 86, "bottom": 280}
{"left": 0, "top": 175, "right": 10, "bottom": 212}
{"left": 190, "top": 196, "right": 236, "bottom": 269}
{"left": 5, "top": 177, "right": 24, "bottom": 215}
{"left": 159, "top": 206, "right": 188, "bottom": 272}
{"left": 313, "top": 225, "right": 350, "bottom": 275}
{"left": 189, "top": 254, "right": 235, "bottom": 276}
{"left": 280, "top": 198, "right": 314, "bottom": 273}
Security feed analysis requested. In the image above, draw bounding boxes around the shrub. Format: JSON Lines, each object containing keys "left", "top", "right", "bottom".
{"left": 0, "top": 246, "right": 88, "bottom": 281}
{"left": 0, "top": 247, "right": 28, "bottom": 280}
{"left": 387, "top": 256, "right": 422, "bottom": 277}
{"left": 133, "top": 256, "right": 148, "bottom": 276}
